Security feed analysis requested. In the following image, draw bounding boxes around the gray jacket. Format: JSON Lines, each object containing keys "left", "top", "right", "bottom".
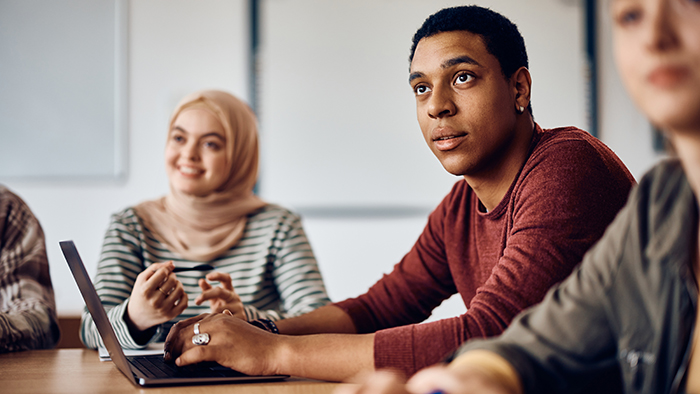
{"left": 458, "top": 160, "right": 697, "bottom": 394}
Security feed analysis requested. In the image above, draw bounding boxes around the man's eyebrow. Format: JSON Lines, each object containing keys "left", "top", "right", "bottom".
{"left": 408, "top": 72, "right": 424, "bottom": 84}
{"left": 442, "top": 55, "right": 480, "bottom": 69}
{"left": 408, "top": 56, "right": 482, "bottom": 84}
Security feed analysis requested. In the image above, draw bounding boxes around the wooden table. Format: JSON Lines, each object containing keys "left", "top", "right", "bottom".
{"left": 0, "top": 349, "right": 350, "bottom": 394}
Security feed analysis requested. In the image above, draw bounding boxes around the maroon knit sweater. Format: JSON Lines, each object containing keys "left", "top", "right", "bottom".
{"left": 334, "top": 125, "right": 635, "bottom": 376}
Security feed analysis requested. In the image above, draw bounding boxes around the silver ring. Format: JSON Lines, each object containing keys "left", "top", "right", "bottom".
{"left": 194, "top": 322, "right": 200, "bottom": 335}
{"left": 192, "top": 333, "right": 210, "bottom": 346}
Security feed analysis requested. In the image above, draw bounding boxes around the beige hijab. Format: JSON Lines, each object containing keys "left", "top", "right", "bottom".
{"left": 134, "top": 90, "right": 266, "bottom": 262}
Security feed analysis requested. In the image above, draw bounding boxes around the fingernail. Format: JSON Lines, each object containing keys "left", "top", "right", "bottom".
{"left": 163, "top": 351, "right": 170, "bottom": 360}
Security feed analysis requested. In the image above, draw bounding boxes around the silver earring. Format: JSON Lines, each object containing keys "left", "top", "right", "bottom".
{"left": 517, "top": 105, "right": 524, "bottom": 114}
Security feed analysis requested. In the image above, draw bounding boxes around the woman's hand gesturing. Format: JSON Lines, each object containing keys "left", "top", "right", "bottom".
{"left": 195, "top": 272, "right": 246, "bottom": 320}
{"left": 126, "top": 261, "right": 189, "bottom": 333}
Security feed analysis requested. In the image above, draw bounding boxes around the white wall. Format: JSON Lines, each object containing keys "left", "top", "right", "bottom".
{"left": 2, "top": 0, "right": 664, "bottom": 323}
{"left": 4, "top": 0, "right": 250, "bottom": 315}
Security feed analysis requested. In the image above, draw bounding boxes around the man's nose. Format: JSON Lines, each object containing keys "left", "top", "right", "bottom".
{"left": 427, "top": 86, "right": 456, "bottom": 119}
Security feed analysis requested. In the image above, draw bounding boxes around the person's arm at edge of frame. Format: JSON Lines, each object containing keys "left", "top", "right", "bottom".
{"left": 0, "top": 189, "right": 60, "bottom": 352}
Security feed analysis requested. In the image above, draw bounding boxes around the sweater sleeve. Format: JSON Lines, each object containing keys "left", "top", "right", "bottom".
{"left": 245, "top": 211, "right": 331, "bottom": 321}
{"left": 335, "top": 133, "right": 634, "bottom": 375}
{"left": 0, "top": 189, "right": 60, "bottom": 352}
{"left": 79, "top": 210, "right": 161, "bottom": 349}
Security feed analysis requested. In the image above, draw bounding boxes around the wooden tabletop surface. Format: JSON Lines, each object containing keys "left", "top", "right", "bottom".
{"left": 0, "top": 349, "right": 350, "bottom": 394}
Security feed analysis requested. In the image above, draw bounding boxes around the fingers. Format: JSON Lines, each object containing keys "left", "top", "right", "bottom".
{"left": 195, "top": 287, "right": 238, "bottom": 305}
{"left": 157, "top": 274, "right": 181, "bottom": 298}
{"left": 199, "top": 278, "right": 212, "bottom": 292}
{"left": 406, "top": 365, "right": 483, "bottom": 394}
{"left": 176, "top": 344, "right": 215, "bottom": 366}
{"left": 148, "top": 261, "right": 174, "bottom": 272}
{"left": 134, "top": 261, "right": 172, "bottom": 290}
{"left": 145, "top": 263, "right": 176, "bottom": 293}
{"left": 174, "top": 288, "right": 189, "bottom": 314}
{"left": 206, "top": 272, "right": 234, "bottom": 291}
{"left": 164, "top": 313, "right": 210, "bottom": 361}
{"left": 211, "top": 303, "right": 243, "bottom": 315}
{"left": 336, "top": 370, "right": 409, "bottom": 394}
{"left": 164, "top": 282, "right": 188, "bottom": 311}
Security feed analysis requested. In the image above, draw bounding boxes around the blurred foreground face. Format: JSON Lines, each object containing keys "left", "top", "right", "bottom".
{"left": 611, "top": 0, "right": 700, "bottom": 135}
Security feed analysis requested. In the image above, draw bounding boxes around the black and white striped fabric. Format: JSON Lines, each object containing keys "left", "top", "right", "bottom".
{"left": 80, "top": 204, "right": 330, "bottom": 349}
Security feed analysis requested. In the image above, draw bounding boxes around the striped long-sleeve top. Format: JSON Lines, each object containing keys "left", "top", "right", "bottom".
{"left": 0, "top": 185, "right": 60, "bottom": 352}
{"left": 80, "top": 204, "right": 330, "bottom": 349}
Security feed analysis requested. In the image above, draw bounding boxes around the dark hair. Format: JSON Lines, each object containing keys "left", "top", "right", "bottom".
{"left": 410, "top": 5, "right": 529, "bottom": 81}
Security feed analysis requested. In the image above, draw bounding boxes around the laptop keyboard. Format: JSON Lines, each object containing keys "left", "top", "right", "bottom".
{"left": 128, "top": 355, "right": 247, "bottom": 379}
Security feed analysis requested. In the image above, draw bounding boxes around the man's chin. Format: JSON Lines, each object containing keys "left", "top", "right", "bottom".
{"left": 436, "top": 157, "right": 473, "bottom": 177}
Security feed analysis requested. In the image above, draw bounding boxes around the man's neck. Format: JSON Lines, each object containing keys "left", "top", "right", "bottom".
{"left": 465, "top": 117, "right": 535, "bottom": 212}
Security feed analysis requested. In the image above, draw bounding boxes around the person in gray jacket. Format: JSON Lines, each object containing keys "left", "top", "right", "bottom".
{"left": 334, "top": 0, "right": 700, "bottom": 393}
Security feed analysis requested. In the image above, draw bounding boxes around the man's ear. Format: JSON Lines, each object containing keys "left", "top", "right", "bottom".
{"left": 512, "top": 67, "right": 532, "bottom": 111}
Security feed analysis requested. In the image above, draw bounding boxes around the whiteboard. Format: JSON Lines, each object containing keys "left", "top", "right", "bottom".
{"left": 0, "top": 0, "right": 127, "bottom": 180}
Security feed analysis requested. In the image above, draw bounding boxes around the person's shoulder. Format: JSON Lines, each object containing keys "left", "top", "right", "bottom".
{"left": 530, "top": 126, "right": 630, "bottom": 174}
{"left": 636, "top": 158, "right": 687, "bottom": 204}
{"left": 248, "top": 203, "right": 301, "bottom": 222}
{"left": 535, "top": 126, "right": 610, "bottom": 155}
{"left": 0, "top": 184, "right": 18, "bottom": 201}
{"left": 109, "top": 206, "right": 144, "bottom": 227}
{"left": 0, "top": 185, "right": 24, "bottom": 208}
{"left": 0, "top": 185, "right": 38, "bottom": 221}
{"left": 628, "top": 159, "right": 692, "bottom": 267}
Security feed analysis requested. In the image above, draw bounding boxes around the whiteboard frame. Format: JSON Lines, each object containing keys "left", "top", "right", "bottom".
{"left": 0, "top": 0, "right": 128, "bottom": 182}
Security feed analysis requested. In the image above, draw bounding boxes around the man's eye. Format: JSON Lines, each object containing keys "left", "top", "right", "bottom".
{"left": 414, "top": 85, "right": 431, "bottom": 96}
{"left": 455, "top": 73, "right": 473, "bottom": 85}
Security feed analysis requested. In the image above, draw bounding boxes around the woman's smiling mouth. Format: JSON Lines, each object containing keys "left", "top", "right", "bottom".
{"left": 178, "top": 166, "right": 204, "bottom": 176}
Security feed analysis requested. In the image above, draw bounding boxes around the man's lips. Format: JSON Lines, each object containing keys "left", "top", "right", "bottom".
{"left": 648, "top": 65, "right": 690, "bottom": 88}
{"left": 432, "top": 128, "right": 467, "bottom": 151}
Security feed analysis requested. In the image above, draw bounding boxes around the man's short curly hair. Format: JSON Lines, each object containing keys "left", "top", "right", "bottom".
{"left": 409, "top": 5, "right": 529, "bottom": 80}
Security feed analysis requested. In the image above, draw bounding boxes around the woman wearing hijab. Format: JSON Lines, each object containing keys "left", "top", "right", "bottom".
{"left": 80, "top": 90, "right": 330, "bottom": 349}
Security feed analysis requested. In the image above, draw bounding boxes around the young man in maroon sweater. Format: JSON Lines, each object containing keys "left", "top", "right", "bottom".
{"left": 164, "top": 5, "right": 635, "bottom": 381}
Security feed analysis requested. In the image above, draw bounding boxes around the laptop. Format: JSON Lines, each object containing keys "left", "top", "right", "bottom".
{"left": 60, "top": 240, "right": 289, "bottom": 387}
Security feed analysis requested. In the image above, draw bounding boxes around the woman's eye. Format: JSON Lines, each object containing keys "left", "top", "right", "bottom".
{"left": 204, "top": 141, "right": 221, "bottom": 150}
{"left": 615, "top": 6, "right": 643, "bottom": 26}
{"left": 172, "top": 135, "right": 185, "bottom": 143}
{"left": 414, "top": 85, "right": 431, "bottom": 96}
{"left": 455, "top": 73, "right": 474, "bottom": 85}
{"left": 621, "top": 11, "right": 641, "bottom": 24}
